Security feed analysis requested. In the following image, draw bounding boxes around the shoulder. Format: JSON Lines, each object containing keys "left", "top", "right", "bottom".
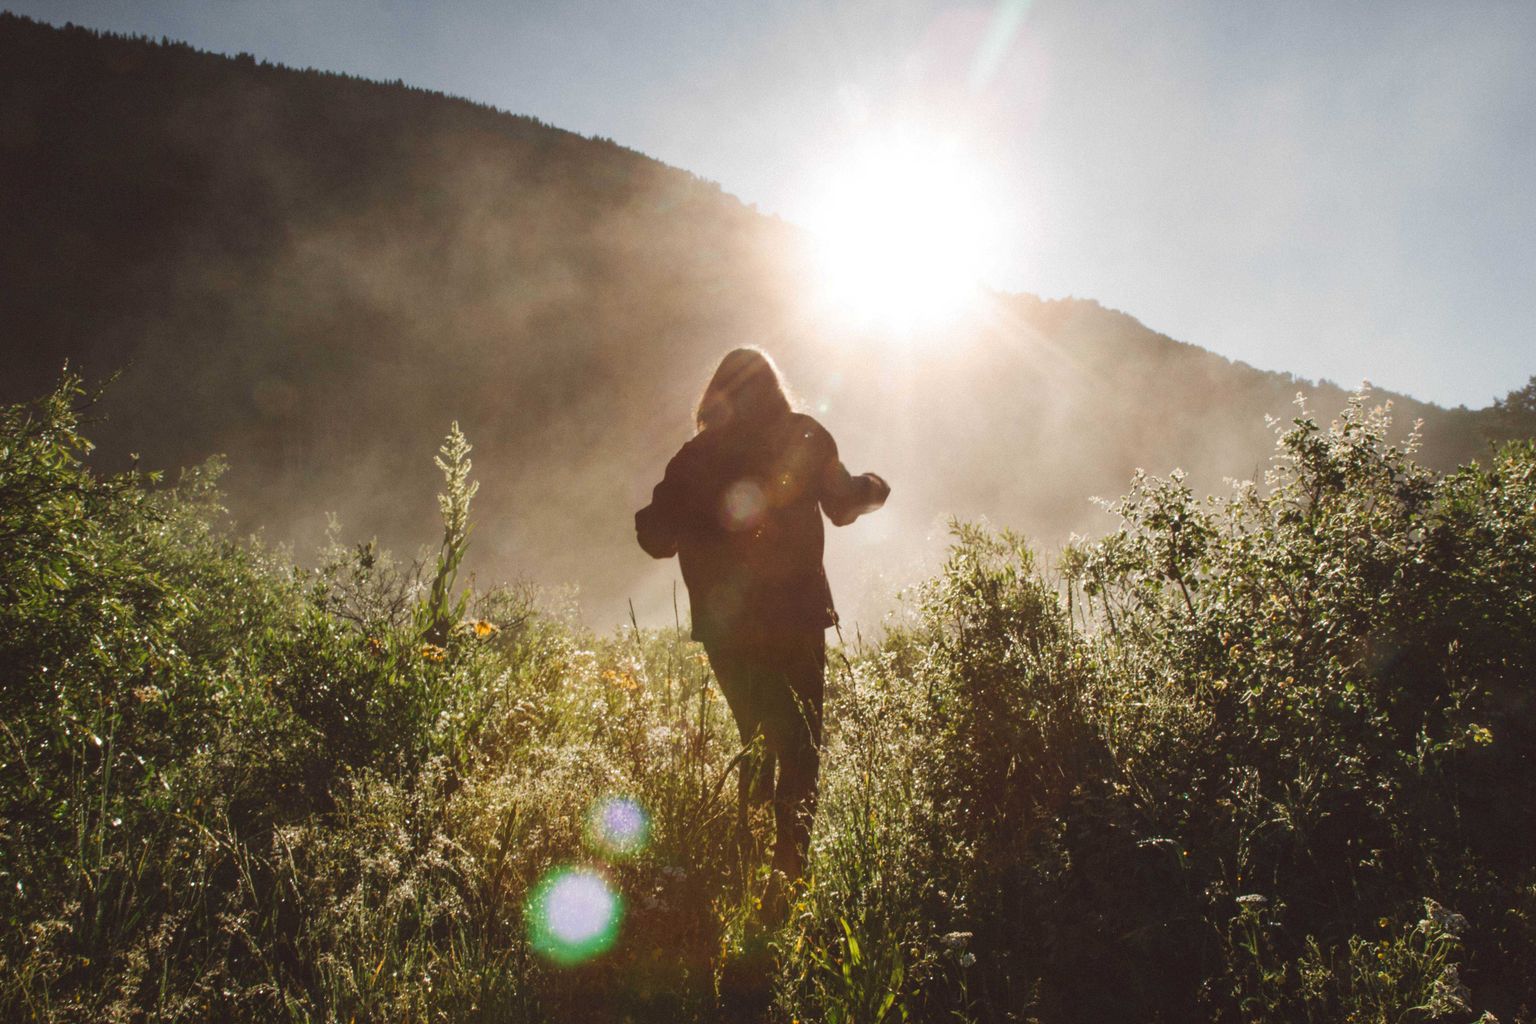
{"left": 783, "top": 413, "right": 836, "bottom": 457}
{"left": 785, "top": 412, "right": 833, "bottom": 444}
{"left": 667, "top": 431, "right": 713, "bottom": 470}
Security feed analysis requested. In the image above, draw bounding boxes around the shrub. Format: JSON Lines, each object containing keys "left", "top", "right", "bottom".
{"left": 0, "top": 377, "right": 757, "bottom": 1022}
{"left": 788, "top": 394, "right": 1536, "bottom": 1022}
{"left": 4, "top": 378, "right": 1532, "bottom": 1022}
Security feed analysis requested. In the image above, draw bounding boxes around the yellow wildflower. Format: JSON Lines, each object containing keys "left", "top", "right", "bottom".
{"left": 602, "top": 668, "right": 640, "bottom": 693}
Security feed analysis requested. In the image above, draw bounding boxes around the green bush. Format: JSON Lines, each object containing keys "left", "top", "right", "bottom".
{"left": 782, "top": 395, "right": 1535, "bottom": 1022}
{"left": 3, "top": 378, "right": 1532, "bottom": 1022}
{"left": 0, "top": 377, "right": 755, "bottom": 1022}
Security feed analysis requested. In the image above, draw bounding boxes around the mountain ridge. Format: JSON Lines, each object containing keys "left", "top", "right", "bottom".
{"left": 0, "top": 12, "right": 1509, "bottom": 629}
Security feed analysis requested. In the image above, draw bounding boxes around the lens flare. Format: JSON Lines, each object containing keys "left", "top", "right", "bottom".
{"left": 526, "top": 867, "right": 623, "bottom": 965}
{"left": 720, "top": 479, "right": 766, "bottom": 530}
{"left": 587, "top": 796, "right": 651, "bottom": 858}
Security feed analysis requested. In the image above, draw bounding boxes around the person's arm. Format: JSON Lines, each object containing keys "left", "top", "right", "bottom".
{"left": 635, "top": 447, "right": 692, "bottom": 558}
{"left": 817, "top": 430, "right": 890, "bottom": 527}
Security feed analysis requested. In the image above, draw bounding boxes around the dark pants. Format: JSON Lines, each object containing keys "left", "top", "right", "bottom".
{"left": 705, "top": 631, "right": 825, "bottom": 880}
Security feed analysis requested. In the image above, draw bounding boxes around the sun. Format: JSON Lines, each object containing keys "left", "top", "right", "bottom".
{"left": 801, "top": 135, "right": 999, "bottom": 332}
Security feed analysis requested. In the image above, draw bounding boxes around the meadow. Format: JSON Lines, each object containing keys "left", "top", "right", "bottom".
{"left": 3, "top": 375, "right": 1533, "bottom": 1023}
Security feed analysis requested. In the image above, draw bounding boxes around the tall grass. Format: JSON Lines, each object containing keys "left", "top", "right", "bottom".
{"left": 3, "top": 378, "right": 1533, "bottom": 1022}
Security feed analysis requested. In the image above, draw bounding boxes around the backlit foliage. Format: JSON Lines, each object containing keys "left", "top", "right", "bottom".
{"left": 3, "top": 377, "right": 1533, "bottom": 1022}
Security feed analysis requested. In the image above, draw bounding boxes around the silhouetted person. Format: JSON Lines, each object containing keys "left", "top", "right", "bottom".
{"left": 636, "top": 347, "right": 888, "bottom": 902}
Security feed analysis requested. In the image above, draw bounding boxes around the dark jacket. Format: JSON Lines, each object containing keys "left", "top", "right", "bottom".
{"left": 636, "top": 412, "right": 888, "bottom": 646}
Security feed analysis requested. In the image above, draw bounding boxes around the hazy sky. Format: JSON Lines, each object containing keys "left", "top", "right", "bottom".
{"left": 10, "top": 0, "right": 1533, "bottom": 407}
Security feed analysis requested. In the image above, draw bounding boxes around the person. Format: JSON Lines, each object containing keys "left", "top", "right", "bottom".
{"left": 635, "top": 347, "right": 889, "bottom": 895}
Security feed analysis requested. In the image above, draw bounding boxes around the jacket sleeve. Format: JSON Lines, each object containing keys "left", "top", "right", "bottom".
{"left": 635, "top": 447, "right": 691, "bottom": 559}
{"left": 817, "top": 429, "right": 890, "bottom": 527}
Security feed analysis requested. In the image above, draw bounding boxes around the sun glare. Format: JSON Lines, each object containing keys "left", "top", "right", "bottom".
{"left": 804, "top": 136, "right": 998, "bottom": 331}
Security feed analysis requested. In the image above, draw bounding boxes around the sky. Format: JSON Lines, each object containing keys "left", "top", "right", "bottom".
{"left": 10, "top": 0, "right": 1534, "bottom": 408}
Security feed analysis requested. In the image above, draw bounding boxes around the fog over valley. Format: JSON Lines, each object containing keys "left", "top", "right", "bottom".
{"left": 0, "top": 15, "right": 1513, "bottom": 634}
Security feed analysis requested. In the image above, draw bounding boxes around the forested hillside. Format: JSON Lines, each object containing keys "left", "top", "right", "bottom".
{"left": 0, "top": 12, "right": 1519, "bottom": 632}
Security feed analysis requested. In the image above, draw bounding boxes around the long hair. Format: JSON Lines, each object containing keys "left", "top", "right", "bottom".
{"left": 695, "top": 347, "right": 793, "bottom": 433}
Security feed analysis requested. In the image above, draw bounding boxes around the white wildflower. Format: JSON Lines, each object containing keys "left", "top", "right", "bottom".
{"left": 1418, "top": 898, "right": 1468, "bottom": 937}
{"left": 941, "top": 931, "right": 973, "bottom": 949}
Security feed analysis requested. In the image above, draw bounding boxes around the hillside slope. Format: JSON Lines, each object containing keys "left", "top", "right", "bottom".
{"left": 0, "top": 14, "right": 1501, "bottom": 628}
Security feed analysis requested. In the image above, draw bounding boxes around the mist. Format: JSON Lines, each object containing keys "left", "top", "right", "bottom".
{"left": 0, "top": 14, "right": 1502, "bottom": 638}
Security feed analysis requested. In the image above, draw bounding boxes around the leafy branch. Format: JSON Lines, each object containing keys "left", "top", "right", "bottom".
{"left": 416, "top": 421, "right": 479, "bottom": 643}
